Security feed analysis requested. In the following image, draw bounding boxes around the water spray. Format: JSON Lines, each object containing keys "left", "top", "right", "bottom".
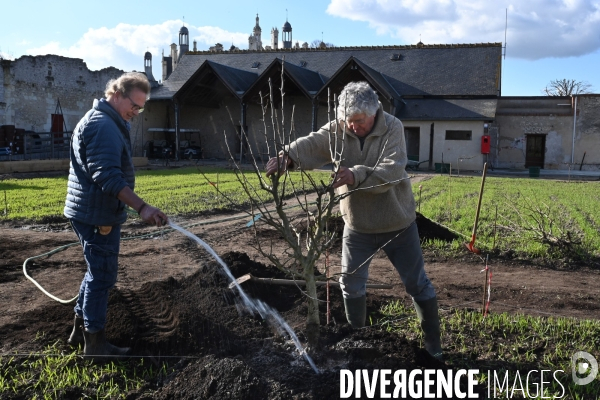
{"left": 168, "top": 221, "right": 320, "bottom": 373}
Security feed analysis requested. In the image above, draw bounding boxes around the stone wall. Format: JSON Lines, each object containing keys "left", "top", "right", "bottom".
{"left": 494, "top": 96, "right": 600, "bottom": 170}
{"left": 0, "top": 55, "right": 124, "bottom": 133}
{"left": 0, "top": 62, "right": 5, "bottom": 103}
{"left": 575, "top": 95, "right": 600, "bottom": 170}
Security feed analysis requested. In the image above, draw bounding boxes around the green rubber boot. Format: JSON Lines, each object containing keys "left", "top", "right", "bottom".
{"left": 83, "top": 329, "right": 130, "bottom": 362}
{"left": 413, "top": 297, "right": 443, "bottom": 360}
{"left": 67, "top": 315, "right": 84, "bottom": 347}
{"left": 344, "top": 296, "right": 367, "bottom": 328}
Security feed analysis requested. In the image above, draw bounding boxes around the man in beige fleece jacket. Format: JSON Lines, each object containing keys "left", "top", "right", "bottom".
{"left": 266, "top": 81, "right": 442, "bottom": 360}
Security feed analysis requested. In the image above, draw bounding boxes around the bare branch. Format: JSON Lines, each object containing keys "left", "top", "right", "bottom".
{"left": 499, "top": 192, "right": 586, "bottom": 257}
{"left": 543, "top": 79, "right": 593, "bottom": 96}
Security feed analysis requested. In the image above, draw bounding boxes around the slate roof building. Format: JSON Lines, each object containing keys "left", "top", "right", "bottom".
{"left": 144, "top": 18, "right": 503, "bottom": 171}
{"left": 2, "top": 15, "right": 598, "bottom": 171}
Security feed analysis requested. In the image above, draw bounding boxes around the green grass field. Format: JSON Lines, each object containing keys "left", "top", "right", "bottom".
{"left": 0, "top": 166, "right": 331, "bottom": 221}
{"left": 2, "top": 169, "right": 599, "bottom": 260}
{"left": 415, "top": 175, "right": 600, "bottom": 259}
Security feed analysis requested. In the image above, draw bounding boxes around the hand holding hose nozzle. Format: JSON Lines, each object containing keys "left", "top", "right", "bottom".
{"left": 117, "top": 187, "right": 168, "bottom": 227}
{"left": 138, "top": 203, "right": 169, "bottom": 227}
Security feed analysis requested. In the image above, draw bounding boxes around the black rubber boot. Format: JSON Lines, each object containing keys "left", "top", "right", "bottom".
{"left": 344, "top": 296, "right": 367, "bottom": 328}
{"left": 67, "top": 315, "right": 84, "bottom": 347}
{"left": 413, "top": 297, "right": 443, "bottom": 360}
{"left": 83, "top": 329, "right": 130, "bottom": 362}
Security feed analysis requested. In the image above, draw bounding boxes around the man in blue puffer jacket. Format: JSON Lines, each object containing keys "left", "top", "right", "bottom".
{"left": 64, "top": 72, "right": 168, "bottom": 361}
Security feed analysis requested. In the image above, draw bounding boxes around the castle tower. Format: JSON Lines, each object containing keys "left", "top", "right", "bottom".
{"left": 144, "top": 51, "right": 158, "bottom": 86}
{"left": 248, "top": 14, "right": 263, "bottom": 50}
{"left": 144, "top": 51, "right": 154, "bottom": 80}
{"left": 170, "top": 43, "right": 178, "bottom": 70}
{"left": 282, "top": 19, "right": 292, "bottom": 49}
{"left": 271, "top": 27, "right": 279, "bottom": 50}
{"left": 162, "top": 49, "right": 173, "bottom": 81}
{"left": 179, "top": 26, "right": 189, "bottom": 61}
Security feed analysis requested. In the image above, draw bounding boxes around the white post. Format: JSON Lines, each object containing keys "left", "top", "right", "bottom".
{"left": 571, "top": 95, "right": 577, "bottom": 165}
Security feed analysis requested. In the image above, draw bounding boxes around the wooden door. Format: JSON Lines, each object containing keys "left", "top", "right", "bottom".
{"left": 525, "top": 134, "right": 545, "bottom": 168}
{"left": 404, "top": 127, "right": 420, "bottom": 161}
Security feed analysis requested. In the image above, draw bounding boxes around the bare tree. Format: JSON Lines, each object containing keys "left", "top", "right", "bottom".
{"left": 202, "top": 65, "right": 404, "bottom": 348}
{"left": 200, "top": 69, "right": 340, "bottom": 346}
{"left": 543, "top": 79, "right": 593, "bottom": 96}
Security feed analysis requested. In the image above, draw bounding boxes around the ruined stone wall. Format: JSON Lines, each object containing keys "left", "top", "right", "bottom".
{"left": 1, "top": 55, "right": 124, "bottom": 133}
{"left": 0, "top": 62, "right": 5, "bottom": 104}
{"left": 0, "top": 60, "right": 10, "bottom": 126}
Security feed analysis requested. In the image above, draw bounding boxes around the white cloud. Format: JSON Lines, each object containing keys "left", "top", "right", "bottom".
{"left": 326, "top": 0, "right": 600, "bottom": 59}
{"left": 193, "top": 26, "right": 248, "bottom": 49}
{"left": 26, "top": 20, "right": 249, "bottom": 71}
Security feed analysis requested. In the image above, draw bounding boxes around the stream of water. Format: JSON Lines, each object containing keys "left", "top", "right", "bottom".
{"left": 168, "top": 221, "right": 319, "bottom": 374}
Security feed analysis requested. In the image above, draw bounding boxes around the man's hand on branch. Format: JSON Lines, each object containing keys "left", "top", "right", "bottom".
{"left": 332, "top": 166, "right": 355, "bottom": 189}
{"left": 265, "top": 154, "right": 292, "bottom": 177}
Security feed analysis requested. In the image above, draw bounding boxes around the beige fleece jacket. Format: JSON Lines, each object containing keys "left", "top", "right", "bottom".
{"left": 288, "top": 104, "right": 416, "bottom": 234}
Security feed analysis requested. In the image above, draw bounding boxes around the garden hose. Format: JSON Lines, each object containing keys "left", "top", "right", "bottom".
{"left": 22, "top": 201, "right": 318, "bottom": 304}
{"left": 22, "top": 241, "right": 82, "bottom": 304}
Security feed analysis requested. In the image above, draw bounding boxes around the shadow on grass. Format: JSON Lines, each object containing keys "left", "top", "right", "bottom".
{"left": 0, "top": 183, "right": 47, "bottom": 191}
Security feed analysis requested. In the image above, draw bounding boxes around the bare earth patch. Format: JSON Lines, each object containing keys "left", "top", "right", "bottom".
{"left": 1, "top": 199, "right": 599, "bottom": 398}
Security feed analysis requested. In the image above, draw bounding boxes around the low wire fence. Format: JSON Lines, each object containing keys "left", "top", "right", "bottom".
{"left": 0, "top": 131, "right": 72, "bottom": 161}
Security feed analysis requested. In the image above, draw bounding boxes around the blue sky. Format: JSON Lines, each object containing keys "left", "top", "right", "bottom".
{"left": 1, "top": 0, "right": 599, "bottom": 96}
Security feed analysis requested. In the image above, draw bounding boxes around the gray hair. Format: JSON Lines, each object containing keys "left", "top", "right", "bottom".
{"left": 105, "top": 72, "right": 150, "bottom": 98}
{"left": 337, "top": 81, "right": 379, "bottom": 121}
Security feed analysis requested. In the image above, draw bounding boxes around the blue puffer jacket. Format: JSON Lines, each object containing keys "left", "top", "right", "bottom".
{"left": 64, "top": 98, "right": 135, "bottom": 226}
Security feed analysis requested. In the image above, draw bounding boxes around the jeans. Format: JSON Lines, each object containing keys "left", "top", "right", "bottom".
{"left": 70, "top": 220, "right": 121, "bottom": 333}
{"left": 340, "top": 221, "right": 436, "bottom": 302}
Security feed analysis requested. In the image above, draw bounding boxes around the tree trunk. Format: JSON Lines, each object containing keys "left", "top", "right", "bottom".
{"left": 303, "top": 263, "right": 320, "bottom": 348}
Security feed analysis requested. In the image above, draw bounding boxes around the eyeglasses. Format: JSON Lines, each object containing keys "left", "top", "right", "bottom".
{"left": 123, "top": 94, "right": 145, "bottom": 113}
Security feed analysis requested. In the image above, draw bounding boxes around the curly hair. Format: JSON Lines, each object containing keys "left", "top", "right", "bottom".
{"left": 105, "top": 72, "right": 150, "bottom": 98}
{"left": 336, "top": 81, "right": 379, "bottom": 121}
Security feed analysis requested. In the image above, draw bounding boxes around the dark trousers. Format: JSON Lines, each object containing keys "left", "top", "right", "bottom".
{"left": 71, "top": 220, "right": 121, "bottom": 333}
